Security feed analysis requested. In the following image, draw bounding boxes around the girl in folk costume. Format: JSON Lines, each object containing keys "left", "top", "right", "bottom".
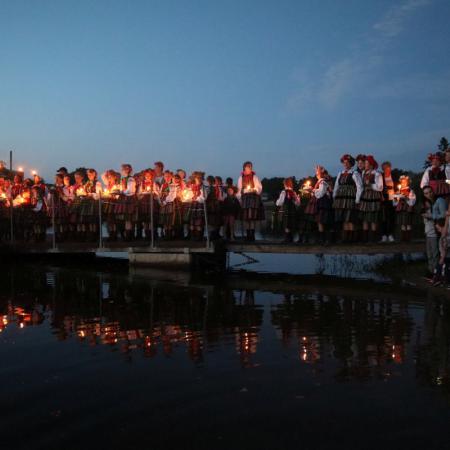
{"left": 237, "top": 161, "right": 264, "bottom": 242}
{"left": 180, "top": 174, "right": 194, "bottom": 240}
{"left": 296, "top": 177, "right": 316, "bottom": 244}
{"left": 305, "top": 166, "right": 333, "bottom": 244}
{"left": 32, "top": 173, "right": 49, "bottom": 199}
{"left": 275, "top": 177, "right": 300, "bottom": 243}
{"left": 160, "top": 174, "right": 183, "bottom": 239}
{"left": 70, "top": 171, "right": 86, "bottom": 241}
{"left": 380, "top": 161, "right": 396, "bottom": 243}
{"left": 359, "top": 155, "right": 383, "bottom": 242}
{"left": 30, "top": 185, "right": 49, "bottom": 242}
{"left": 13, "top": 177, "right": 32, "bottom": 241}
{"left": 115, "top": 164, "right": 137, "bottom": 241}
{"left": 333, "top": 154, "right": 362, "bottom": 243}
{"left": 137, "top": 169, "right": 160, "bottom": 241}
{"left": 80, "top": 169, "right": 102, "bottom": 242}
{"left": 133, "top": 170, "right": 145, "bottom": 240}
{"left": 222, "top": 184, "right": 241, "bottom": 241}
{"left": 205, "top": 175, "right": 223, "bottom": 240}
{"left": 154, "top": 161, "right": 165, "bottom": 186}
{"left": 188, "top": 172, "right": 206, "bottom": 241}
{"left": 101, "top": 170, "right": 121, "bottom": 241}
{"left": 420, "top": 152, "right": 449, "bottom": 200}
{"left": 355, "top": 154, "right": 366, "bottom": 176}
{"left": 393, "top": 175, "right": 416, "bottom": 242}
{"left": 158, "top": 170, "right": 173, "bottom": 238}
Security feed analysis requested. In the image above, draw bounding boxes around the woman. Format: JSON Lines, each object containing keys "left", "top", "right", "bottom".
{"left": 160, "top": 174, "right": 183, "bottom": 239}
{"left": 115, "top": 164, "right": 136, "bottom": 241}
{"left": 101, "top": 170, "right": 121, "bottom": 241}
{"left": 80, "top": 169, "right": 102, "bottom": 242}
{"left": 333, "top": 154, "right": 362, "bottom": 243}
{"left": 237, "top": 161, "right": 264, "bottom": 242}
{"left": 359, "top": 155, "right": 383, "bottom": 242}
{"left": 188, "top": 172, "right": 206, "bottom": 241}
{"left": 420, "top": 152, "right": 449, "bottom": 200}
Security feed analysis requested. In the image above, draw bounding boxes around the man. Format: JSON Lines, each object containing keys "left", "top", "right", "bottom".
{"left": 421, "top": 186, "right": 440, "bottom": 277}
{"left": 380, "top": 161, "right": 396, "bottom": 243}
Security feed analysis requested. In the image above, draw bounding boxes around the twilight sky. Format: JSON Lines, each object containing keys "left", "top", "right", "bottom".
{"left": 1, "top": 0, "right": 449, "bottom": 180}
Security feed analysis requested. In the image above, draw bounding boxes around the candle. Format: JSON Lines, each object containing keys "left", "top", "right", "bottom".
{"left": 76, "top": 187, "right": 86, "bottom": 196}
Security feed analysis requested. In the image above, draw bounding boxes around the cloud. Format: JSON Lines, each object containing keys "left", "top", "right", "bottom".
{"left": 373, "top": 0, "right": 431, "bottom": 39}
{"left": 286, "top": 0, "right": 433, "bottom": 112}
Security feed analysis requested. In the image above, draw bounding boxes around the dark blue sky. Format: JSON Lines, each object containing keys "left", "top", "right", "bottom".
{"left": 1, "top": 0, "right": 449, "bottom": 180}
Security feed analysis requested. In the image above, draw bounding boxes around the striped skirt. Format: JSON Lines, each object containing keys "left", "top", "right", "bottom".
{"left": 241, "top": 193, "right": 265, "bottom": 221}
{"left": 333, "top": 185, "right": 358, "bottom": 223}
{"left": 360, "top": 188, "right": 382, "bottom": 223}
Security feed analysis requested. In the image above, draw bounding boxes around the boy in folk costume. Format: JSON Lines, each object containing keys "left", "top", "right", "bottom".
{"left": 116, "top": 164, "right": 137, "bottom": 241}
{"left": 420, "top": 152, "right": 449, "bottom": 200}
{"left": 187, "top": 172, "right": 206, "bottom": 241}
{"left": 137, "top": 169, "right": 160, "bottom": 241}
{"left": 359, "top": 155, "right": 383, "bottom": 242}
{"left": 205, "top": 175, "right": 223, "bottom": 240}
{"left": 80, "top": 169, "right": 102, "bottom": 242}
{"left": 101, "top": 170, "right": 121, "bottom": 241}
{"left": 393, "top": 175, "right": 416, "bottom": 242}
{"left": 237, "top": 161, "right": 264, "bottom": 242}
{"left": 333, "top": 154, "right": 362, "bottom": 243}
{"left": 30, "top": 185, "right": 49, "bottom": 242}
{"left": 222, "top": 185, "right": 241, "bottom": 241}
{"left": 50, "top": 174, "right": 69, "bottom": 242}
{"left": 275, "top": 177, "right": 300, "bottom": 243}
{"left": 380, "top": 162, "right": 397, "bottom": 243}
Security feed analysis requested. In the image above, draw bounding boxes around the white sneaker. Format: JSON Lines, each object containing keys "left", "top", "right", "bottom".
{"left": 380, "top": 235, "right": 388, "bottom": 243}
{"left": 388, "top": 235, "right": 395, "bottom": 242}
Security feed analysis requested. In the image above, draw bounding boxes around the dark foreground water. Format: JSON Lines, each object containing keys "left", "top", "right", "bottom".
{"left": 1, "top": 263, "right": 450, "bottom": 450}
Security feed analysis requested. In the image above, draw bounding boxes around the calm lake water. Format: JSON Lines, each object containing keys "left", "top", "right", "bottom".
{"left": 1, "top": 263, "right": 450, "bottom": 450}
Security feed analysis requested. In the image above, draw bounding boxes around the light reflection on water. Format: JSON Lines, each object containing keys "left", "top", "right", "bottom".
{"left": 1, "top": 264, "right": 450, "bottom": 449}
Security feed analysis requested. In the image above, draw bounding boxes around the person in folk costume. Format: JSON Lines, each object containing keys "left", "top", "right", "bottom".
{"left": 333, "top": 154, "right": 363, "bottom": 243}
{"left": 79, "top": 169, "right": 102, "bottom": 242}
{"left": 30, "top": 185, "right": 49, "bottom": 242}
{"left": 275, "top": 177, "right": 300, "bottom": 243}
{"left": 177, "top": 169, "right": 187, "bottom": 188}
{"left": 379, "top": 161, "right": 397, "bottom": 243}
{"left": 101, "top": 170, "right": 121, "bottom": 241}
{"left": 13, "top": 177, "right": 32, "bottom": 241}
{"left": 180, "top": 173, "right": 194, "bottom": 240}
{"left": 10, "top": 173, "right": 24, "bottom": 239}
{"left": 205, "top": 175, "right": 223, "bottom": 240}
{"left": 312, "top": 166, "right": 333, "bottom": 244}
{"left": 32, "top": 173, "right": 49, "bottom": 200}
{"left": 222, "top": 184, "right": 241, "bottom": 241}
{"left": 355, "top": 154, "right": 366, "bottom": 176}
{"left": 133, "top": 169, "right": 145, "bottom": 240}
{"left": 359, "top": 155, "right": 383, "bottom": 242}
{"left": 62, "top": 174, "right": 75, "bottom": 240}
{"left": 296, "top": 176, "right": 316, "bottom": 244}
{"left": 154, "top": 161, "right": 165, "bottom": 186}
{"left": 237, "top": 161, "right": 264, "bottom": 242}
{"left": 137, "top": 169, "right": 160, "bottom": 241}
{"left": 393, "top": 175, "right": 416, "bottom": 242}
{"left": 49, "top": 174, "right": 69, "bottom": 242}
{"left": 421, "top": 186, "right": 440, "bottom": 277}
{"left": 353, "top": 154, "right": 366, "bottom": 242}
{"left": 160, "top": 174, "right": 183, "bottom": 239}
{"left": 420, "top": 152, "right": 449, "bottom": 200}
{"left": 188, "top": 171, "right": 206, "bottom": 241}
{"left": 158, "top": 170, "right": 173, "bottom": 238}
{"left": 116, "top": 164, "right": 137, "bottom": 241}
{"left": 0, "top": 178, "right": 11, "bottom": 241}
{"left": 70, "top": 171, "right": 87, "bottom": 241}
{"left": 226, "top": 177, "right": 234, "bottom": 190}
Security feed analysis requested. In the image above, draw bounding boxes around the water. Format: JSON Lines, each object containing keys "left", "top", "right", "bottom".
{"left": 1, "top": 264, "right": 450, "bottom": 450}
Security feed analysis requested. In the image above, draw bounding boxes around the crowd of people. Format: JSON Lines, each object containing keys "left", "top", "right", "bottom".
{"left": 1, "top": 150, "right": 450, "bottom": 284}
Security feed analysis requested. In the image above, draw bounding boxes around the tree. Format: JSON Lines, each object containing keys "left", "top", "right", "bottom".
{"left": 438, "top": 136, "right": 449, "bottom": 152}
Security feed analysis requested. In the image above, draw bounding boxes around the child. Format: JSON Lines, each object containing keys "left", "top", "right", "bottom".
{"left": 393, "top": 175, "right": 416, "bottom": 242}
{"left": 116, "top": 164, "right": 136, "bottom": 241}
{"left": 359, "top": 155, "right": 383, "bottom": 242}
{"left": 161, "top": 174, "right": 183, "bottom": 239}
{"left": 421, "top": 186, "right": 440, "bottom": 276}
{"left": 237, "top": 161, "right": 264, "bottom": 242}
{"left": 205, "top": 175, "right": 222, "bottom": 240}
{"left": 81, "top": 169, "right": 102, "bottom": 242}
{"left": 30, "top": 185, "right": 48, "bottom": 242}
{"left": 333, "top": 154, "right": 362, "bottom": 243}
{"left": 137, "top": 169, "right": 160, "bottom": 241}
{"left": 222, "top": 185, "right": 241, "bottom": 241}
{"left": 297, "top": 177, "right": 316, "bottom": 244}
{"left": 51, "top": 174, "right": 68, "bottom": 242}
{"left": 420, "top": 152, "right": 449, "bottom": 200}
{"left": 275, "top": 177, "right": 300, "bottom": 243}
{"left": 380, "top": 161, "right": 396, "bottom": 243}
{"left": 101, "top": 170, "right": 121, "bottom": 241}
{"left": 189, "top": 172, "right": 206, "bottom": 241}
{"left": 433, "top": 218, "right": 450, "bottom": 286}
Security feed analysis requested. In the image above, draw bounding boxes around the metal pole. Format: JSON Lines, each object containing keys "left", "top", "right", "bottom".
{"left": 98, "top": 195, "right": 103, "bottom": 248}
{"left": 150, "top": 190, "right": 155, "bottom": 249}
{"left": 52, "top": 193, "right": 56, "bottom": 249}
{"left": 9, "top": 150, "right": 13, "bottom": 243}
{"left": 202, "top": 185, "right": 210, "bottom": 249}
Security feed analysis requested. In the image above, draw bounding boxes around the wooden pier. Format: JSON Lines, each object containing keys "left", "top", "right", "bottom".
{"left": 0, "top": 239, "right": 426, "bottom": 271}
